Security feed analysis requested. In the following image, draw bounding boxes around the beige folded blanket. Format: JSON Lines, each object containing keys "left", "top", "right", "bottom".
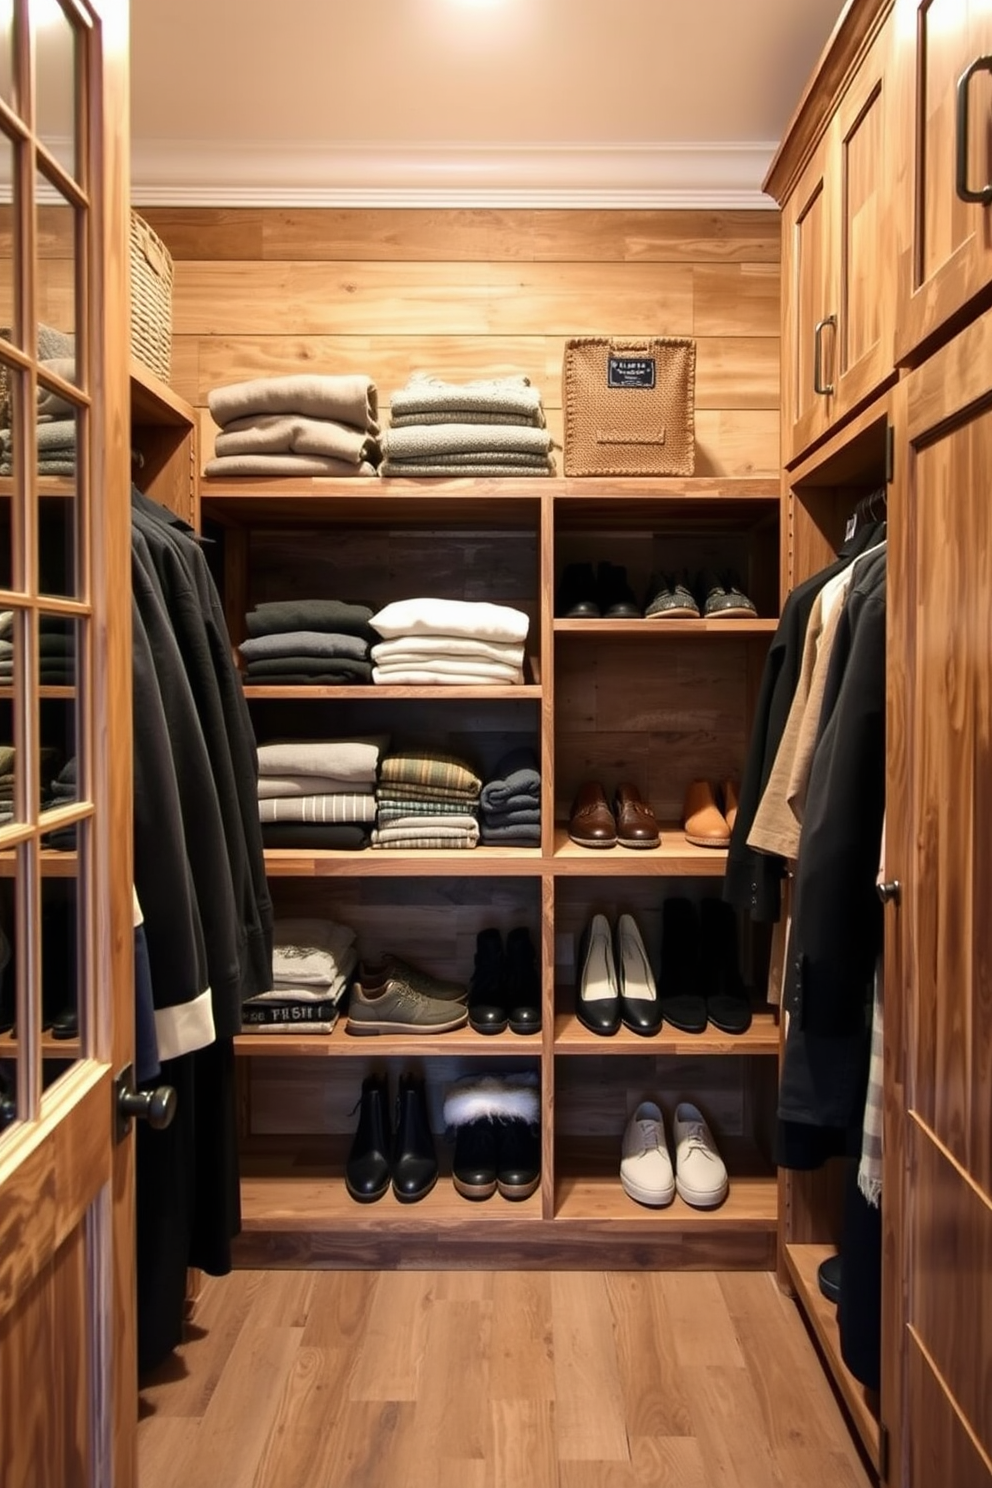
{"left": 204, "top": 453, "right": 378, "bottom": 478}
{"left": 208, "top": 374, "right": 379, "bottom": 431}
{"left": 215, "top": 413, "right": 379, "bottom": 466}
{"left": 371, "top": 635, "right": 524, "bottom": 666}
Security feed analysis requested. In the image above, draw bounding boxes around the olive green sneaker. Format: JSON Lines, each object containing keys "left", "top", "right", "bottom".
{"left": 345, "top": 978, "right": 469, "bottom": 1035}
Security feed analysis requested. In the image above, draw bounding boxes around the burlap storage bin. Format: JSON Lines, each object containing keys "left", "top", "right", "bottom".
{"left": 562, "top": 337, "right": 695, "bottom": 477}
{"left": 130, "top": 209, "right": 174, "bottom": 382}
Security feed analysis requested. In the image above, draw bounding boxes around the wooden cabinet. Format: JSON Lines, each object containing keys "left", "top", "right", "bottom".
{"left": 771, "top": 2, "right": 896, "bottom": 465}
{"left": 199, "top": 474, "right": 782, "bottom": 1268}
{"left": 893, "top": 0, "right": 992, "bottom": 365}
{"left": 886, "top": 307, "right": 992, "bottom": 1488}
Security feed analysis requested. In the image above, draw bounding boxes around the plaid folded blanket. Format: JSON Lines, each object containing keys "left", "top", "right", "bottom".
{"left": 378, "top": 751, "right": 481, "bottom": 794}
{"left": 375, "top": 781, "right": 479, "bottom": 805}
{"left": 376, "top": 796, "right": 479, "bottom": 819}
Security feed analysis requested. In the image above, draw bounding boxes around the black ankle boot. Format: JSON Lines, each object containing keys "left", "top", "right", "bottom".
{"left": 468, "top": 927, "right": 508, "bottom": 1034}
{"left": 658, "top": 897, "right": 707, "bottom": 1033}
{"left": 503, "top": 926, "right": 541, "bottom": 1034}
{"left": 700, "top": 898, "right": 752, "bottom": 1033}
{"left": 555, "top": 561, "right": 600, "bottom": 618}
{"left": 496, "top": 1118, "right": 541, "bottom": 1200}
{"left": 597, "top": 561, "right": 640, "bottom": 618}
{"left": 451, "top": 1119, "right": 499, "bottom": 1200}
{"left": 392, "top": 1072, "right": 437, "bottom": 1202}
{"left": 345, "top": 1072, "right": 391, "bottom": 1203}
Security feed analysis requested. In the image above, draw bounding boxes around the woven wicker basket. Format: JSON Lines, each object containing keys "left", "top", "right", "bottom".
{"left": 562, "top": 336, "right": 695, "bottom": 477}
{"left": 130, "top": 210, "right": 173, "bottom": 382}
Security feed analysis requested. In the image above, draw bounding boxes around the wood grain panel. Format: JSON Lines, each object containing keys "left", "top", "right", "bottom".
{"left": 908, "top": 1329, "right": 992, "bottom": 1488}
{"left": 840, "top": 73, "right": 884, "bottom": 373}
{"left": 692, "top": 264, "right": 781, "bottom": 337}
{"left": 172, "top": 261, "right": 696, "bottom": 337}
{"left": 553, "top": 1059, "right": 749, "bottom": 1140}
{"left": 143, "top": 207, "right": 780, "bottom": 265}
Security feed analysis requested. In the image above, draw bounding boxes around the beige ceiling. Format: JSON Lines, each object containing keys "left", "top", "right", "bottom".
{"left": 128, "top": 0, "right": 848, "bottom": 205}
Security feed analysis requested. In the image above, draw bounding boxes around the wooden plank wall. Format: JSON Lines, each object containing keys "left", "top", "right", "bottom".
{"left": 139, "top": 207, "right": 780, "bottom": 476}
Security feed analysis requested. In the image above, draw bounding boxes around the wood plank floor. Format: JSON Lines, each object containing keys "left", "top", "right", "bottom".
{"left": 137, "top": 1270, "right": 875, "bottom": 1488}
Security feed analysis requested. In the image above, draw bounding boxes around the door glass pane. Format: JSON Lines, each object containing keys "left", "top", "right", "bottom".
{"left": 35, "top": 168, "right": 76, "bottom": 363}
{"left": 37, "top": 439, "right": 79, "bottom": 596}
{"left": 0, "top": 847, "right": 16, "bottom": 1130}
{"left": 0, "top": 611, "right": 18, "bottom": 822}
{"left": 0, "top": 356, "right": 18, "bottom": 590}
{"left": 0, "top": 126, "right": 17, "bottom": 347}
{"left": 38, "top": 614, "right": 77, "bottom": 818}
{"left": 0, "top": 6, "right": 12, "bottom": 112}
{"left": 41, "top": 855, "right": 80, "bottom": 1088}
{"left": 35, "top": 1, "right": 78, "bottom": 182}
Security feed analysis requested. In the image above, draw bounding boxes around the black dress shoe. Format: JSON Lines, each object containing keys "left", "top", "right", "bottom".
{"left": 345, "top": 1072, "right": 391, "bottom": 1203}
{"left": 50, "top": 1005, "right": 79, "bottom": 1040}
{"left": 576, "top": 913, "right": 621, "bottom": 1035}
{"left": 504, "top": 926, "right": 542, "bottom": 1034}
{"left": 451, "top": 1118, "right": 498, "bottom": 1200}
{"left": 658, "top": 898, "right": 707, "bottom": 1033}
{"left": 392, "top": 1072, "right": 438, "bottom": 1202}
{"left": 817, "top": 1253, "right": 842, "bottom": 1305}
{"left": 555, "top": 561, "right": 600, "bottom": 618}
{"left": 615, "top": 913, "right": 663, "bottom": 1035}
{"left": 468, "top": 927, "right": 508, "bottom": 1034}
{"left": 496, "top": 1118, "right": 541, "bottom": 1200}
{"left": 700, "top": 898, "right": 752, "bottom": 1034}
{"left": 597, "top": 561, "right": 641, "bottom": 618}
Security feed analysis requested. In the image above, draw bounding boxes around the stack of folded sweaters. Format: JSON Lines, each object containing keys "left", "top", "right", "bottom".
{"left": 380, "top": 374, "right": 555, "bottom": 478}
{"left": 241, "top": 917, "right": 357, "bottom": 1035}
{"left": 239, "top": 599, "right": 377, "bottom": 685}
{"left": 0, "top": 746, "right": 62, "bottom": 829}
{"left": 257, "top": 736, "right": 387, "bottom": 851}
{"left": 0, "top": 612, "right": 76, "bottom": 686}
{"left": 43, "top": 758, "right": 78, "bottom": 850}
{"left": 372, "top": 749, "right": 482, "bottom": 849}
{"left": 204, "top": 374, "right": 381, "bottom": 479}
{"left": 369, "top": 598, "right": 529, "bottom": 686}
{"left": 0, "top": 324, "right": 76, "bottom": 477}
{"left": 0, "top": 746, "right": 12, "bottom": 827}
{"left": 479, "top": 747, "right": 542, "bottom": 846}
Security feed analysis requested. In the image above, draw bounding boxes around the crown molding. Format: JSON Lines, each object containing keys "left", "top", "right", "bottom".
{"left": 129, "top": 140, "right": 779, "bottom": 209}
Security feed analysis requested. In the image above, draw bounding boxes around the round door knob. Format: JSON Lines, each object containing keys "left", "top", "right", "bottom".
{"left": 877, "top": 879, "right": 901, "bottom": 905}
{"left": 117, "top": 1083, "right": 177, "bottom": 1130}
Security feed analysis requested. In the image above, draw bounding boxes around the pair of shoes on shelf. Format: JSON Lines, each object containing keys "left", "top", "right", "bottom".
{"left": 621, "top": 1100, "right": 728, "bottom": 1209}
{"left": 345, "top": 961, "right": 469, "bottom": 1035}
{"left": 568, "top": 781, "right": 660, "bottom": 850}
{"left": 443, "top": 1072, "right": 541, "bottom": 1201}
{"left": 556, "top": 561, "right": 640, "bottom": 619}
{"left": 346, "top": 1070, "right": 437, "bottom": 1203}
{"left": 659, "top": 896, "right": 752, "bottom": 1035}
{"left": 467, "top": 927, "right": 541, "bottom": 1035}
{"left": 645, "top": 569, "right": 757, "bottom": 621}
{"left": 682, "top": 778, "right": 738, "bottom": 848}
{"left": 576, "top": 912, "right": 663, "bottom": 1036}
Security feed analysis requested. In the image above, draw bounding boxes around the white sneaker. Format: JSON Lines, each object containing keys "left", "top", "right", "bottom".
{"left": 620, "top": 1101, "right": 675, "bottom": 1207}
{"left": 672, "top": 1102, "right": 729, "bottom": 1208}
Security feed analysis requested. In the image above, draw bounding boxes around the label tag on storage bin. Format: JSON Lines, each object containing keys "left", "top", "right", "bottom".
{"left": 608, "top": 356, "right": 656, "bottom": 390}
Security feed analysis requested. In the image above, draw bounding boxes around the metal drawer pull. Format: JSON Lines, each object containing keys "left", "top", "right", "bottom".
{"left": 955, "top": 56, "right": 992, "bottom": 205}
{"left": 813, "top": 314, "right": 836, "bottom": 396}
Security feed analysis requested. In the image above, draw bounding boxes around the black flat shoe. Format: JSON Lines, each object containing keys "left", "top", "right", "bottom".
{"left": 345, "top": 1072, "right": 391, "bottom": 1203}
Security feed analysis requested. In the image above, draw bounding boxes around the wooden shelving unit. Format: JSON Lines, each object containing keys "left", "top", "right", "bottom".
{"left": 552, "top": 1011, "right": 779, "bottom": 1055}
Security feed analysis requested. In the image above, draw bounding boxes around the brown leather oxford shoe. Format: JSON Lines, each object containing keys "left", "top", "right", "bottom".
{"left": 567, "top": 781, "right": 617, "bottom": 848}
{"left": 613, "top": 782, "right": 661, "bottom": 849}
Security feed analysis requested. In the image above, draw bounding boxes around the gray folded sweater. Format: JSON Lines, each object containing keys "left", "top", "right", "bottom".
{"left": 389, "top": 374, "right": 545, "bottom": 425}
{"left": 382, "top": 423, "right": 553, "bottom": 461}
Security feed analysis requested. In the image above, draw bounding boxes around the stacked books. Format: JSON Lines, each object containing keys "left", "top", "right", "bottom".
{"left": 240, "top": 916, "right": 357, "bottom": 1035}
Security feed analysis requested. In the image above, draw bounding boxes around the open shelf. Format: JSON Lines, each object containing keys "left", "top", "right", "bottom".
{"left": 0, "top": 849, "right": 78, "bottom": 876}
{"left": 235, "top": 1024, "right": 543, "bottom": 1058}
{"left": 783, "top": 1243, "right": 881, "bottom": 1472}
{"left": 553, "top": 1011, "right": 779, "bottom": 1055}
{"left": 555, "top": 1137, "right": 776, "bottom": 1226}
{"left": 554, "top": 617, "right": 779, "bottom": 635}
{"left": 552, "top": 827, "right": 728, "bottom": 875}
{"left": 0, "top": 1029, "right": 81, "bottom": 1058}
{"left": 244, "top": 682, "right": 542, "bottom": 700}
{"left": 262, "top": 845, "right": 545, "bottom": 877}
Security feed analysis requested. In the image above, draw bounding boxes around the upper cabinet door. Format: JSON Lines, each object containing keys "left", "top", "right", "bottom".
{"left": 894, "top": 0, "right": 992, "bottom": 363}
{"left": 782, "top": 11, "right": 895, "bottom": 467}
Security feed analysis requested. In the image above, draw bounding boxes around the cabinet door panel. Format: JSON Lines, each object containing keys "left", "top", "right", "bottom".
{"left": 784, "top": 142, "right": 835, "bottom": 461}
{"left": 895, "top": 0, "right": 992, "bottom": 360}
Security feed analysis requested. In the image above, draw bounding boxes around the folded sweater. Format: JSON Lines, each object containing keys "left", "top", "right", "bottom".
{"left": 239, "top": 630, "right": 370, "bottom": 662}
{"left": 389, "top": 374, "right": 545, "bottom": 425}
{"left": 259, "top": 793, "right": 377, "bottom": 824}
{"left": 382, "top": 422, "right": 553, "bottom": 462}
{"left": 215, "top": 413, "right": 379, "bottom": 467}
{"left": 246, "top": 600, "right": 376, "bottom": 642}
{"left": 208, "top": 374, "right": 379, "bottom": 431}
{"left": 371, "top": 634, "right": 523, "bottom": 667}
{"left": 204, "top": 453, "right": 378, "bottom": 479}
{"left": 257, "top": 738, "right": 385, "bottom": 782}
{"left": 371, "top": 598, "right": 529, "bottom": 645}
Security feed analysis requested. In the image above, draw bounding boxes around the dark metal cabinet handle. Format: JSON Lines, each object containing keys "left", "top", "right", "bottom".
{"left": 813, "top": 314, "right": 837, "bottom": 395}
{"left": 956, "top": 56, "right": 992, "bottom": 205}
{"left": 115, "top": 1062, "right": 177, "bottom": 1141}
{"left": 877, "top": 879, "right": 901, "bottom": 906}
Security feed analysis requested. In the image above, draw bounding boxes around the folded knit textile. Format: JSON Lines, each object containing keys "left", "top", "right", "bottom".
{"left": 239, "top": 630, "right": 370, "bottom": 663}
{"left": 257, "top": 774, "right": 374, "bottom": 800}
{"left": 214, "top": 413, "right": 379, "bottom": 468}
{"left": 257, "top": 737, "right": 386, "bottom": 783}
{"left": 382, "top": 423, "right": 552, "bottom": 463}
{"left": 478, "top": 821, "right": 541, "bottom": 846}
{"left": 38, "top": 357, "right": 77, "bottom": 421}
{"left": 378, "top": 750, "right": 481, "bottom": 795}
{"left": 371, "top": 665, "right": 522, "bottom": 686}
{"left": 245, "top": 599, "right": 377, "bottom": 643}
{"left": 204, "top": 453, "right": 378, "bottom": 479}
{"left": 371, "top": 825, "right": 479, "bottom": 849}
{"left": 271, "top": 916, "right": 356, "bottom": 975}
{"left": 245, "top": 656, "right": 373, "bottom": 683}
{"left": 371, "top": 597, "right": 529, "bottom": 645}
{"left": 376, "top": 799, "right": 479, "bottom": 823}
{"left": 389, "top": 375, "right": 546, "bottom": 427}
{"left": 258, "top": 794, "right": 377, "bottom": 824}
{"left": 260, "top": 822, "right": 369, "bottom": 850}
{"left": 373, "top": 657, "right": 519, "bottom": 681}
{"left": 381, "top": 460, "right": 552, "bottom": 478}
{"left": 371, "top": 634, "right": 524, "bottom": 668}
{"left": 480, "top": 747, "right": 541, "bottom": 812}
{"left": 208, "top": 374, "right": 379, "bottom": 431}
{"left": 375, "top": 781, "right": 479, "bottom": 805}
